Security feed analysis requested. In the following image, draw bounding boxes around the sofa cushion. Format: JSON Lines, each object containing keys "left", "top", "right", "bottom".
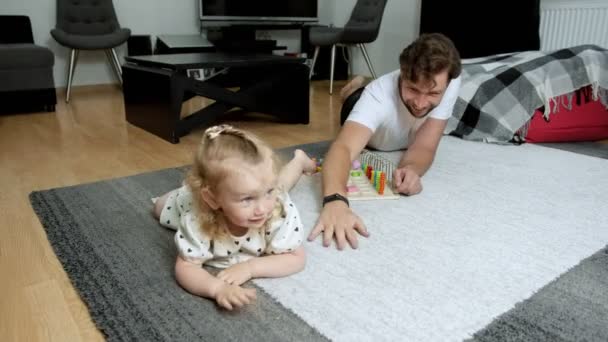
{"left": 524, "top": 86, "right": 608, "bottom": 143}
{"left": 0, "top": 44, "right": 54, "bottom": 69}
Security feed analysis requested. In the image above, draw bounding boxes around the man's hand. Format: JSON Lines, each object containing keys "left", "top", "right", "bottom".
{"left": 217, "top": 262, "right": 253, "bottom": 286}
{"left": 214, "top": 283, "right": 256, "bottom": 310}
{"left": 393, "top": 166, "right": 423, "bottom": 195}
{"left": 308, "top": 201, "right": 368, "bottom": 250}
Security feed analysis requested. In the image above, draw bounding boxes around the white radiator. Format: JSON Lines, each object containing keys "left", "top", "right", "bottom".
{"left": 540, "top": 0, "right": 608, "bottom": 51}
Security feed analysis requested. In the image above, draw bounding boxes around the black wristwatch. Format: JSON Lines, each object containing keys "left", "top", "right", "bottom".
{"left": 323, "top": 193, "right": 349, "bottom": 207}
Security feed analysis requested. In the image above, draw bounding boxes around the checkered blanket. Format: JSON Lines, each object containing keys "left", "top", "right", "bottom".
{"left": 445, "top": 45, "right": 608, "bottom": 143}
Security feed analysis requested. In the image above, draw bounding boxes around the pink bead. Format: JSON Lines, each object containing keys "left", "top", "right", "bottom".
{"left": 346, "top": 185, "right": 359, "bottom": 193}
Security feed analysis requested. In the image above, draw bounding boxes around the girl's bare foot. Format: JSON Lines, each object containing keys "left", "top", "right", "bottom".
{"left": 153, "top": 191, "right": 172, "bottom": 219}
{"left": 294, "top": 149, "right": 318, "bottom": 174}
{"left": 340, "top": 75, "right": 367, "bottom": 103}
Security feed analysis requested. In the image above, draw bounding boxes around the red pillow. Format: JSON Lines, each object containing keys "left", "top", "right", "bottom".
{"left": 524, "top": 86, "right": 608, "bottom": 143}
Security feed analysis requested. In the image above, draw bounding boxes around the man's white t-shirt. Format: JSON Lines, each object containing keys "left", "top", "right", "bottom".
{"left": 346, "top": 70, "right": 461, "bottom": 151}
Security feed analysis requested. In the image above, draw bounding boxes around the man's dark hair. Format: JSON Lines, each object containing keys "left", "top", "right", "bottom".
{"left": 399, "top": 33, "right": 461, "bottom": 84}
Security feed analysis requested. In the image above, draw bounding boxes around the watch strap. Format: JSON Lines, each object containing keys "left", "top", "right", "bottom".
{"left": 322, "top": 193, "right": 349, "bottom": 207}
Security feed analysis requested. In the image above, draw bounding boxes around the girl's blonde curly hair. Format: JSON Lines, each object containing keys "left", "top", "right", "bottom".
{"left": 186, "top": 125, "right": 285, "bottom": 239}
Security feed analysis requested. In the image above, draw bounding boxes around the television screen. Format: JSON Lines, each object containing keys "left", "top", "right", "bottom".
{"left": 200, "top": 0, "right": 318, "bottom": 25}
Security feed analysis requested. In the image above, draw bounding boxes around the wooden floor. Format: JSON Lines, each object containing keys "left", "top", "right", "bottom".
{"left": 0, "top": 80, "right": 345, "bottom": 341}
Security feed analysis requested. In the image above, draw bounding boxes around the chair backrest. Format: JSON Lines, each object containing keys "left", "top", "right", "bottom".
{"left": 341, "top": 0, "right": 388, "bottom": 44}
{"left": 55, "top": 0, "right": 121, "bottom": 35}
{"left": 0, "top": 15, "right": 34, "bottom": 44}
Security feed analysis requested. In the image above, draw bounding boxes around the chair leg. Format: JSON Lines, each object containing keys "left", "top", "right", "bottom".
{"left": 111, "top": 48, "right": 123, "bottom": 84}
{"left": 106, "top": 48, "right": 123, "bottom": 85}
{"left": 329, "top": 44, "right": 336, "bottom": 95}
{"left": 309, "top": 46, "right": 320, "bottom": 79}
{"left": 104, "top": 50, "right": 120, "bottom": 84}
{"left": 66, "top": 49, "right": 80, "bottom": 103}
{"left": 358, "top": 44, "right": 377, "bottom": 79}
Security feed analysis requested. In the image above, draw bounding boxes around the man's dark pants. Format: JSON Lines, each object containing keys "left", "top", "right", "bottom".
{"left": 340, "top": 88, "right": 365, "bottom": 125}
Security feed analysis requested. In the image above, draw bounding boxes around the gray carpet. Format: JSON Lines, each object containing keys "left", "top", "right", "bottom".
{"left": 30, "top": 141, "right": 608, "bottom": 341}
{"left": 29, "top": 164, "right": 328, "bottom": 342}
{"left": 468, "top": 246, "right": 608, "bottom": 341}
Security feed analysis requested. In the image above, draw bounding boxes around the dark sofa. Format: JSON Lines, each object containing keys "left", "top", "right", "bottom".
{"left": 0, "top": 15, "right": 56, "bottom": 113}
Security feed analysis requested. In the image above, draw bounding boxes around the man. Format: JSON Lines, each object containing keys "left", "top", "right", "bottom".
{"left": 308, "top": 33, "right": 462, "bottom": 250}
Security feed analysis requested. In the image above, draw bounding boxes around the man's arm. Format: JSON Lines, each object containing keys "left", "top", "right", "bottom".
{"left": 322, "top": 121, "right": 373, "bottom": 197}
{"left": 399, "top": 117, "right": 447, "bottom": 174}
{"left": 393, "top": 118, "right": 447, "bottom": 194}
{"left": 308, "top": 121, "right": 373, "bottom": 250}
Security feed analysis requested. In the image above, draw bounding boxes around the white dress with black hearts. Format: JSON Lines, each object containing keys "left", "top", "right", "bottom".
{"left": 159, "top": 185, "right": 304, "bottom": 268}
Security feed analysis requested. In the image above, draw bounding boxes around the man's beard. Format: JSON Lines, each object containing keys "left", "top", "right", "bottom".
{"left": 404, "top": 101, "right": 437, "bottom": 118}
{"left": 398, "top": 76, "right": 439, "bottom": 118}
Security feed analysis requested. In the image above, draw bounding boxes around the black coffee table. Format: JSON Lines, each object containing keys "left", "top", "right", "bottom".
{"left": 122, "top": 53, "right": 309, "bottom": 143}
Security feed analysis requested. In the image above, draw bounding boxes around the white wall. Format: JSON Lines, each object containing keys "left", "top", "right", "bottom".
{"left": 1, "top": 0, "right": 335, "bottom": 87}
{"left": 330, "top": 0, "right": 420, "bottom": 77}
{"left": 3, "top": 0, "right": 567, "bottom": 87}
{"left": 1, "top": 0, "right": 416, "bottom": 87}
{"left": 2, "top": 0, "right": 200, "bottom": 87}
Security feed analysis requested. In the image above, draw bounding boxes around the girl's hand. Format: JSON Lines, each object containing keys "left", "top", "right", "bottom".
{"left": 217, "top": 262, "right": 253, "bottom": 285}
{"left": 215, "top": 283, "right": 256, "bottom": 310}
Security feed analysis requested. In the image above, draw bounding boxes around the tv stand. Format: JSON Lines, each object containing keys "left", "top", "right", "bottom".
{"left": 204, "top": 25, "right": 310, "bottom": 55}
{"left": 206, "top": 27, "right": 280, "bottom": 53}
{"left": 214, "top": 39, "right": 284, "bottom": 53}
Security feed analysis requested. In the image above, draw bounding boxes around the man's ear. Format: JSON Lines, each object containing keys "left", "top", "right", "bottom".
{"left": 200, "top": 187, "right": 220, "bottom": 210}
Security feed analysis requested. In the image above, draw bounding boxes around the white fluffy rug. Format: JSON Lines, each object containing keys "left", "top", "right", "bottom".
{"left": 254, "top": 137, "right": 608, "bottom": 341}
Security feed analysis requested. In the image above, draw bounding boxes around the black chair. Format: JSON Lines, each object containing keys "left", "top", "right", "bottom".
{"left": 309, "top": 0, "right": 387, "bottom": 94}
{"left": 50, "top": 0, "right": 130, "bottom": 102}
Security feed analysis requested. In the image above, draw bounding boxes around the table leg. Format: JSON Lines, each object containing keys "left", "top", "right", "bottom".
{"left": 123, "top": 64, "right": 182, "bottom": 143}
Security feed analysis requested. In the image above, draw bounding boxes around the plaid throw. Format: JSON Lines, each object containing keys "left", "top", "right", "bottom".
{"left": 445, "top": 45, "right": 608, "bottom": 143}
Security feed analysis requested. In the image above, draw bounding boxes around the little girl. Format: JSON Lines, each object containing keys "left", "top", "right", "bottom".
{"left": 153, "top": 125, "right": 317, "bottom": 310}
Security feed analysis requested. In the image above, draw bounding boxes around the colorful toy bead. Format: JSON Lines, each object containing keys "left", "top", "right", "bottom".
{"left": 346, "top": 185, "right": 359, "bottom": 193}
{"left": 378, "top": 172, "right": 386, "bottom": 195}
{"left": 312, "top": 157, "right": 324, "bottom": 173}
{"left": 347, "top": 157, "right": 391, "bottom": 197}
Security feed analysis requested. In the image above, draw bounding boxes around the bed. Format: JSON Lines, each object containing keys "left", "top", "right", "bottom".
{"left": 420, "top": 0, "right": 608, "bottom": 143}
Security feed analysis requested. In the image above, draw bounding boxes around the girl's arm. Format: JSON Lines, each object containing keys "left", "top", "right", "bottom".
{"left": 175, "top": 257, "right": 225, "bottom": 298}
{"left": 217, "top": 247, "right": 306, "bottom": 285}
{"left": 175, "top": 257, "right": 256, "bottom": 310}
{"left": 247, "top": 246, "right": 306, "bottom": 278}
{"left": 278, "top": 150, "right": 317, "bottom": 192}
